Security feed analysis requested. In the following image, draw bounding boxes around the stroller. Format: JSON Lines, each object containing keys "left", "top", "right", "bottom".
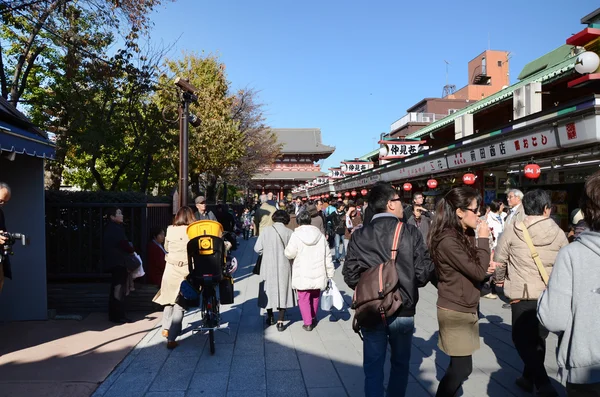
{"left": 179, "top": 220, "right": 235, "bottom": 355}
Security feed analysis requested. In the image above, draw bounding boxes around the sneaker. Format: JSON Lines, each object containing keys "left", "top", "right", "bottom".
{"left": 483, "top": 293, "right": 498, "bottom": 299}
{"left": 502, "top": 303, "right": 511, "bottom": 309}
{"left": 166, "top": 341, "right": 178, "bottom": 349}
{"left": 515, "top": 377, "right": 534, "bottom": 393}
{"left": 161, "top": 329, "right": 169, "bottom": 338}
{"left": 302, "top": 324, "right": 314, "bottom": 332}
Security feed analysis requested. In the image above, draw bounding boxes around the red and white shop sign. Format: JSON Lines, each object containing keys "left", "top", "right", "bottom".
{"left": 557, "top": 115, "right": 600, "bottom": 148}
{"left": 447, "top": 129, "right": 557, "bottom": 170}
{"left": 381, "top": 157, "right": 448, "bottom": 182}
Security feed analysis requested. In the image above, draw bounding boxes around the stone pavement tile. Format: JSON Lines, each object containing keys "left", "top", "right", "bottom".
{"left": 196, "top": 342, "right": 234, "bottom": 373}
{"left": 266, "top": 370, "right": 308, "bottom": 397}
{"left": 149, "top": 355, "right": 199, "bottom": 392}
{"left": 227, "top": 354, "right": 266, "bottom": 390}
{"left": 233, "top": 332, "right": 263, "bottom": 356}
{"left": 405, "top": 382, "right": 434, "bottom": 397}
{"left": 297, "top": 353, "right": 343, "bottom": 389}
{"left": 462, "top": 368, "right": 500, "bottom": 397}
{"left": 103, "top": 367, "right": 153, "bottom": 397}
{"left": 410, "top": 358, "right": 443, "bottom": 396}
{"left": 169, "top": 333, "right": 207, "bottom": 357}
{"left": 122, "top": 343, "right": 170, "bottom": 375}
{"left": 145, "top": 392, "right": 186, "bottom": 397}
{"left": 92, "top": 351, "right": 138, "bottom": 396}
{"left": 315, "top": 317, "right": 349, "bottom": 341}
{"left": 265, "top": 342, "right": 300, "bottom": 370}
{"left": 226, "top": 391, "right": 266, "bottom": 397}
{"left": 264, "top": 325, "right": 295, "bottom": 347}
{"left": 307, "top": 387, "right": 348, "bottom": 397}
{"left": 214, "top": 321, "right": 239, "bottom": 345}
{"left": 187, "top": 371, "right": 228, "bottom": 395}
{"left": 238, "top": 315, "right": 264, "bottom": 334}
{"left": 220, "top": 307, "right": 242, "bottom": 324}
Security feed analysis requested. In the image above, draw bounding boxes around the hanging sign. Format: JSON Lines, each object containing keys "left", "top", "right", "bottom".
{"left": 328, "top": 168, "right": 345, "bottom": 179}
{"left": 378, "top": 140, "right": 425, "bottom": 159}
{"left": 340, "top": 161, "right": 374, "bottom": 174}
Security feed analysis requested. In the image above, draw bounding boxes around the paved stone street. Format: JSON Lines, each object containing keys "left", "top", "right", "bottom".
{"left": 92, "top": 237, "right": 566, "bottom": 397}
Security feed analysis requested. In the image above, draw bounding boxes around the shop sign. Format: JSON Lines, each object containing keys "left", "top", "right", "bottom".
{"left": 447, "top": 129, "right": 557, "bottom": 170}
{"left": 328, "top": 168, "right": 345, "bottom": 179}
{"left": 557, "top": 115, "right": 600, "bottom": 148}
{"left": 336, "top": 173, "right": 382, "bottom": 191}
{"left": 341, "top": 161, "right": 374, "bottom": 174}
{"left": 381, "top": 156, "right": 448, "bottom": 182}
{"left": 378, "top": 140, "right": 425, "bottom": 159}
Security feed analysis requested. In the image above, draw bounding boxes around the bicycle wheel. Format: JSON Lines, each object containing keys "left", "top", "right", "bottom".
{"left": 209, "top": 329, "right": 215, "bottom": 355}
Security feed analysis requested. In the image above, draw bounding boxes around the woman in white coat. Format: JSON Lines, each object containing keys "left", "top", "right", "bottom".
{"left": 152, "top": 206, "right": 196, "bottom": 349}
{"left": 285, "top": 210, "right": 335, "bottom": 331}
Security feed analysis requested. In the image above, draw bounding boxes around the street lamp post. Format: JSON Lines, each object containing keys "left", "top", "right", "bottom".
{"left": 175, "top": 77, "right": 199, "bottom": 209}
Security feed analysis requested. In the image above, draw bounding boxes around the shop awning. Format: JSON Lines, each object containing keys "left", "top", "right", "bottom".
{"left": 0, "top": 119, "right": 55, "bottom": 159}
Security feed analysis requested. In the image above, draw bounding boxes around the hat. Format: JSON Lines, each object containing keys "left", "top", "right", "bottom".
{"left": 571, "top": 208, "right": 584, "bottom": 225}
{"left": 194, "top": 196, "right": 206, "bottom": 204}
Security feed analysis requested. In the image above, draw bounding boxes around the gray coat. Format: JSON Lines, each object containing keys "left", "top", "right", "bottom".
{"left": 407, "top": 215, "right": 431, "bottom": 246}
{"left": 254, "top": 223, "right": 296, "bottom": 309}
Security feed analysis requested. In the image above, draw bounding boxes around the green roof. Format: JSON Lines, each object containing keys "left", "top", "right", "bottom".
{"left": 406, "top": 52, "right": 577, "bottom": 140}
{"left": 518, "top": 45, "right": 574, "bottom": 80}
{"left": 359, "top": 148, "right": 379, "bottom": 160}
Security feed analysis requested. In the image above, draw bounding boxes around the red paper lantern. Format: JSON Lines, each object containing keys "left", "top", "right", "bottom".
{"left": 462, "top": 173, "right": 476, "bottom": 185}
{"left": 351, "top": 190, "right": 357, "bottom": 197}
{"left": 361, "top": 189, "right": 368, "bottom": 196}
{"left": 427, "top": 179, "right": 438, "bottom": 189}
{"left": 337, "top": 193, "right": 342, "bottom": 198}
{"left": 344, "top": 192, "right": 351, "bottom": 197}
{"left": 403, "top": 183, "right": 412, "bottom": 191}
{"left": 524, "top": 163, "right": 541, "bottom": 179}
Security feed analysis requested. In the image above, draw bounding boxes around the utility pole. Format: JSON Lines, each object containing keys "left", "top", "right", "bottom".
{"left": 175, "top": 77, "right": 200, "bottom": 209}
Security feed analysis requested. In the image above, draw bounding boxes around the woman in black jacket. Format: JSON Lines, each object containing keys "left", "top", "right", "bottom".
{"left": 103, "top": 207, "right": 135, "bottom": 323}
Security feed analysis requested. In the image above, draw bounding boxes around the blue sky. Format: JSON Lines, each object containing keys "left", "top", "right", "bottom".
{"left": 149, "top": 0, "right": 598, "bottom": 171}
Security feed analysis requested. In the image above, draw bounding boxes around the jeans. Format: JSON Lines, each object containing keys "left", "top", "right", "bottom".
{"left": 334, "top": 234, "right": 345, "bottom": 261}
{"left": 511, "top": 300, "right": 552, "bottom": 390}
{"left": 297, "top": 289, "right": 320, "bottom": 325}
{"left": 362, "top": 315, "right": 414, "bottom": 397}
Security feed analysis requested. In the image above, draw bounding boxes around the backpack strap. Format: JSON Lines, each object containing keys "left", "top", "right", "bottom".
{"left": 390, "top": 222, "right": 403, "bottom": 261}
{"left": 518, "top": 222, "right": 549, "bottom": 285}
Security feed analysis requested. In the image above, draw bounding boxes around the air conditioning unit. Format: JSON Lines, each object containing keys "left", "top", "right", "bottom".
{"left": 513, "top": 82, "right": 542, "bottom": 120}
{"left": 448, "top": 109, "right": 458, "bottom": 115}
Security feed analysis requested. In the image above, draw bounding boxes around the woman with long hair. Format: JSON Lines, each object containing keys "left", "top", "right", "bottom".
{"left": 428, "top": 187, "right": 492, "bottom": 397}
{"left": 152, "top": 206, "right": 196, "bottom": 349}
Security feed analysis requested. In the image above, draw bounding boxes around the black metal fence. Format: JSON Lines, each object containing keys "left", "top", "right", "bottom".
{"left": 45, "top": 202, "right": 172, "bottom": 280}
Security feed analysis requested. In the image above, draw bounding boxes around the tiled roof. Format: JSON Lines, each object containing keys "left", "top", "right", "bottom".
{"left": 0, "top": 95, "right": 47, "bottom": 139}
{"left": 406, "top": 52, "right": 577, "bottom": 140}
{"left": 252, "top": 170, "right": 326, "bottom": 180}
{"left": 272, "top": 128, "right": 335, "bottom": 154}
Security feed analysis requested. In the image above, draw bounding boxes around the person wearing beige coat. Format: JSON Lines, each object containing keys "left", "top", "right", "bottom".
{"left": 152, "top": 207, "right": 196, "bottom": 349}
{"left": 493, "top": 190, "right": 568, "bottom": 396}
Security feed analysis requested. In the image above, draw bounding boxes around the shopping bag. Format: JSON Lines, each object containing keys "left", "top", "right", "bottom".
{"left": 130, "top": 253, "right": 145, "bottom": 279}
{"left": 330, "top": 280, "right": 345, "bottom": 310}
{"left": 321, "top": 283, "right": 334, "bottom": 312}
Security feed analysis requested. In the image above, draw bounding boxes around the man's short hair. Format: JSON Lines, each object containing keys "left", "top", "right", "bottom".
{"left": 259, "top": 194, "right": 268, "bottom": 204}
{"left": 0, "top": 182, "right": 10, "bottom": 195}
{"left": 272, "top": 209, "right": 290, "bottom": 225}
{"left": 412, "top": 192, "right": 423, "bottom": 201}
{"left": 508, "top": 189, "right": 524, "bottom": 200}
{"left": 369, "top": 183, "right": 399, "bottom": 214}
{"left": 295, "top": 196, "right": 303, "bottom": 201}
{"left": 523, "top": 189, "right": 551, "bottom": 216}
{"left": 297, "top": 210, "right": 312, "bottom": 226}
{"left": 194, "top": 195, "right": 206, "bottom": 204}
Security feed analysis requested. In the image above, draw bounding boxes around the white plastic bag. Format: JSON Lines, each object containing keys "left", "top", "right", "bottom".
{"left": 329, "top": 280, "right": 345, "bottom": 310}
{"left": 321, "top": 284, "right": 334, "bottom": 312}
{"left": 130, "top": 253, "right": 145, "bottom": 279}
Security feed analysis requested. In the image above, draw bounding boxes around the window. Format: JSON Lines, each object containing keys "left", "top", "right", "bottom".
{"left": 448, "top": 109, "right": 458, "bottom": 115}
{"left": 498, "top": 60, "right": 502, "bottom": 67}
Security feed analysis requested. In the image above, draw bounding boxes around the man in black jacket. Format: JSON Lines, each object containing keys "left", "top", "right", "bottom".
{"left": 343, "top": 183, "right": 435, "bottom": 397}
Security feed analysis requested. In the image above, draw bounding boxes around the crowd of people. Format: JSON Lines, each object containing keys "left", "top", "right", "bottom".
{"left": 98, "top": 177, "right": 600, "bottom": 396}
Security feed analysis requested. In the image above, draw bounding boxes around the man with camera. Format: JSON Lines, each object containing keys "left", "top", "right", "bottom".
{"left": 0, "top": 182, "right": 12, "bottom": 292}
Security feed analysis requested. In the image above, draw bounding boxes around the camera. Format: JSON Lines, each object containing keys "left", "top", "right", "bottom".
{"left": 0, "top": 232, "right": 26, "bottom": 263}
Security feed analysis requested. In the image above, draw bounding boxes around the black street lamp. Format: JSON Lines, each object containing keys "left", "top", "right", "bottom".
{"left": 175, "top": 77, "right": 200, "bottom": 209}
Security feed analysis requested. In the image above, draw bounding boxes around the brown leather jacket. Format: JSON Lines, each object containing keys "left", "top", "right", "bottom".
{"left": 433, "top": 230, "right": 491, "bottom": 313}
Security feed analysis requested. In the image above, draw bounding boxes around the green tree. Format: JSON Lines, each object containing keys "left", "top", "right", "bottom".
{"left": 158, "top": 52, "right": 246, "bottom": 202}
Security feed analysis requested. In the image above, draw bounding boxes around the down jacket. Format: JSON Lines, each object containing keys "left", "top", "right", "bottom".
{"left": 494, "top": 216, "right": 568, "bottom": 300}
{"left": 284, "top": 225, "right": 334, "bottom": 291}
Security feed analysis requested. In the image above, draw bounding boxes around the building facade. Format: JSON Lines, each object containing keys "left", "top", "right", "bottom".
{"left": 251, "top": 128, "right": 334, "bottom": 200}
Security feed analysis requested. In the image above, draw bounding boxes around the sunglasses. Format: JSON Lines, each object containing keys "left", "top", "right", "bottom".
{"left": 389, "top": 198, "right": 402, "bottom": 202}
{"left": 197, "top": 202, "right": 206, "bottom": 205}
{"left": 463, "top": 208, "right": 479, "bottom": 214}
